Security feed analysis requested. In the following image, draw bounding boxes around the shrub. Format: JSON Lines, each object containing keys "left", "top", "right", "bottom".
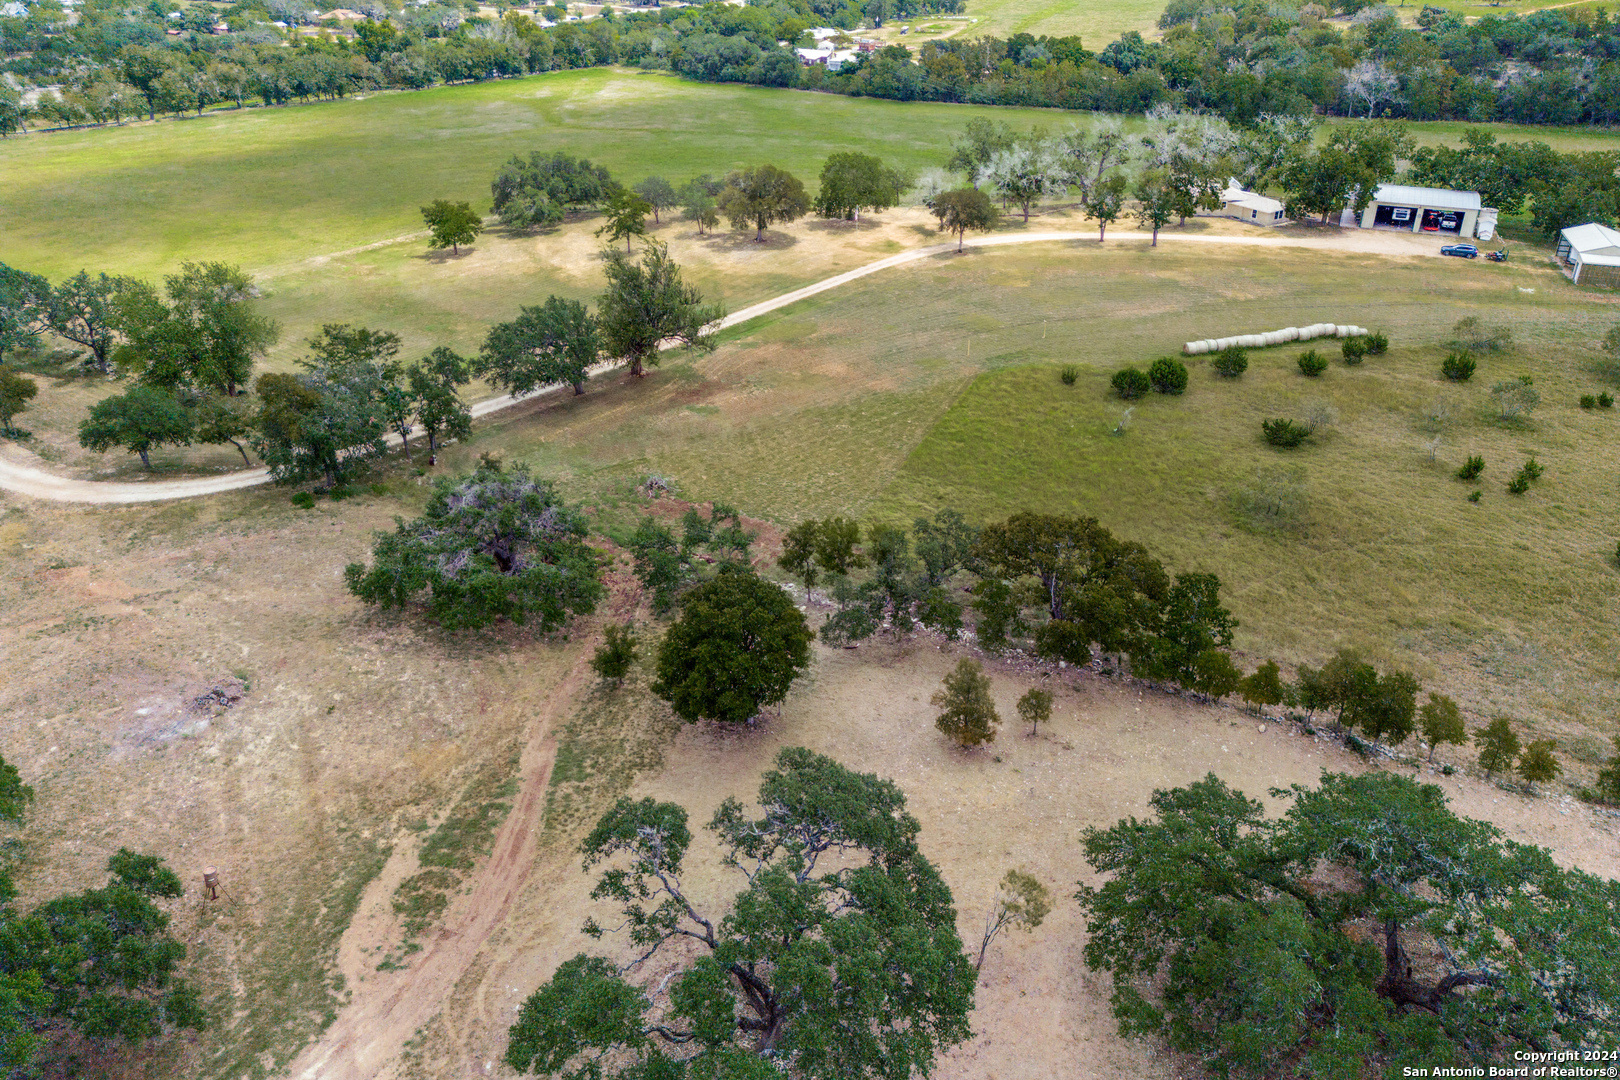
{"left": 1365, "top": 331, "right": 1389, "bottom": 355}
{"left": 1507, "top": 471, "right": 1530, "bottom": 494}
{"left": 1441, "top": 351, "right": 1476, "bottom": 382}
{"left": 1231, "top": 466, "right": 1307, "bottom": 532}
{"left": 1297, "top": 350, "right": 1327, "bottom": 377}
{"left": 1581, "top": 394, "right": 1598, "bottom": 409}
{"left": 1600, "top": 392, "right": 1615, "bottom": 408}
{"left": 1110, "top": 367, "right": 1151, "bottom": 399}
{"left": 1261, "top": 418, "right": 1311, "bottom": 447}
{"left": 590, "top": 623, "right": 637, "bottom": 682}
{"left": 1522, "top": 456, "right": 1544, "bottom": 481}
{"left": 291, "top": 491, "right": 316, "bottom": 509}
{"left": 1303, "top": 401, "right": 1337, "bottom": 433}
{"left": 1467, "top": 490, "right": 1481, "bottom": 503}
{"left": 1491, "top": 377, "right": 1540, "bottom": 421}
{"left": 1211, "top": 346, "right": 1248, "bottom": 378}
{"left": 1148, "top": 357, "right": 1188, "bottom": 395}
{"left": 1341, "top": 337, "right": 1368, "bottom": 364}
{"left": 1060, "top": 364, "right": 1080, "bottom": 386}
{"left": 1453, "top": 315, "right": 1512, "bottom": 352}
{"left": 1456, "top": 455, "right": 1484, "bottom": 481}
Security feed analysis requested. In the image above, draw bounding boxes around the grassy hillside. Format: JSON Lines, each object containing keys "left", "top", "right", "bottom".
{"left": 958, "top": 0, "right": 1166, "bottom": 47}
{"left": 439, "top": 237, "right": 1618, "bottom": 754}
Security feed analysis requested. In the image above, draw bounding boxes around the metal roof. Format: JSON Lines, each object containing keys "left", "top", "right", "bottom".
{"left": 1370, "top": 184, "right": 1481, "bottom": 212}
{"left": 1560, "top": 222, "right": 1620, "bottom": 260}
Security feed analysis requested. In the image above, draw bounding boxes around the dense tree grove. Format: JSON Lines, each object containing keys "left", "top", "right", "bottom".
{"left": 1079, "top": 770, "right": 1620, "bottom": 1078}
{"left": 11, "top": 0, "right": 1620, "bottom": 137}
{"left": 505, "top": 747, "right": 976, "bottom": 1079}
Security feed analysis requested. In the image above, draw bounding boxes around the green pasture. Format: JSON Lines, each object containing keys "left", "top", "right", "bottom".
{"left": 7, "top": 63, "right": 1620, "bottom": 290}
{"left": 437, "top": 238, "right": 1618, "bottom": 745}
{"left": 958, "top": 0, "right": 1166, "bottom": 47}
{"left": 0, "top": 69, "right": 1075, "bottom": 285}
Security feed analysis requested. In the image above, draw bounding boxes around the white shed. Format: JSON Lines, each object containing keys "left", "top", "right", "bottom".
{"left": 1556, "top": 222, "right": 1620, "bottom": 285}
{"left": 1354, "top": 184, "right": 1481, "bottom": 238}
{"left": 1208, "top": 178, "right": 1288, "bottom": 227}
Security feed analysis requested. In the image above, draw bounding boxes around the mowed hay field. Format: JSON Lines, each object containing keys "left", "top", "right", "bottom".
{"left": 426, "top": 237, "right": 1620, "bottom": 770}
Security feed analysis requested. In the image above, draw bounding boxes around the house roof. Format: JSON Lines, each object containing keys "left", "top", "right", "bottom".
{"left": 1221, "top": 180, "right": 1284, "bottom": 215}
{"left": 1561, "top": 222, "right": 1620, "bottom": 264}
{"left": 1370, "top": 184, "right": 1481, "bottom": 212}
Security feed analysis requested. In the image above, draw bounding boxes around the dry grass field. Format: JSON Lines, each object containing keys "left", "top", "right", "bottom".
{"left": 6, "top": 71, "right": 1620, "bottom": 1079}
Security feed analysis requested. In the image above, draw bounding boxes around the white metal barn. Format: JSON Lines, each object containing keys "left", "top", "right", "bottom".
{"left": 1556, "top": 223, "right": 1620, "bottom": 285}
{"left": 1351, "top": 184, "right": 1482, "bottom": 238}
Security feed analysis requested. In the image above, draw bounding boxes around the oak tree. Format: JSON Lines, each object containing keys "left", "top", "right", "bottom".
{"left": 506, "top": 747, "right": 976, "bottom": 1079}
{"left": 344, "top": 460, "right": 602, "bottom": 630}
{"left": 933, "top": 658, "right": 1000, "bottom": 748}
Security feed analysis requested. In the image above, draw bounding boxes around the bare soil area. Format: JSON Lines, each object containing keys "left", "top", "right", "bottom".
{"left": 325, "top": 626, "right": 1619, "bottom": 1080}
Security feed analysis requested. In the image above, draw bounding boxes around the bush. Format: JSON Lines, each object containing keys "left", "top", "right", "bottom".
{"left": 1453, "top": 315, "right": 1512, "bottom": 352}
{"left": 1491, "top": 377, "right": 1540, "bottom": 421}
{"left": 1261, "top": 418, "right": 1311, "bottom": 447}
{"left": 1600, "top": 392, "right": 1615, "bottom": 408}
{"left": 1441, "top": 351, "right": 1476, "bottom": 382}
{"left": 1060, "top": 364, "right": 1080, "bottom": 386}
{"left": 1365, "top": 331, "right": 1389, "bottom": 355}
{"left": 1211, "top": 346, "right": 1248, "bottom": 378}
{"left": 590, "top": 623, "right": 637, "bottom": 682}
{"left": 1507, "top": 471, "right": 1530, "bottom": 494}
{"left": 1231, "top": 466, "right": 1306, "bottom": 532}
{"left": 1148, "top": 357, "right": 1188, "bottom": 395}
{"left": 1456, "top": 455, "right": 1484, "bottom": 481}
{"left": 1110, "top": 367, "right": 1151, "bottom": 399}
{"left": 1341, "top": 337, "right": 1369, "bottom": 364}
{"left": 1297, "top": 350, "right": 1327, "bottom": 377}
{"left": 1302, "top": 401, "right": 1337, "bottom": 433}
{"left": 1522, "top": 456, "right": 1544, "bottom": 480}
{"left": 1468, "top": 490, "right": 1481, "bottom": 503}
{"left": 1581, "top": 394, "right": 1598, "bottom": 409}
{"left": 291, "top": 491, "right": 316, "bottom": 509}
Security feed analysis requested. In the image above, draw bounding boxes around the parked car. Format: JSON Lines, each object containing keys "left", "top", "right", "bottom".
{"left": 1441, "top": 244, "right": 1479, "bottom": 258}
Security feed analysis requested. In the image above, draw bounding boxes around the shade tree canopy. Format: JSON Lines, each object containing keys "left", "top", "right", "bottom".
{"left": 0, "top": 264, "right": 52, "bottom": 363}
{"left": 506, "top": 747, "right": 976, "bottom": 1079}
{"left": 596, "top": 241, "right": 722, "bottom": 377}
{"left": 407, "top": 346, "right": 473, "bottom": 465}
{"left": 249, "top": 324, "right": 398, "bottom": 486}
{"left": 345, "top": 460, "right": 603, "bottom": 630}
{"left": 1079, "top": 769, "right": 1620, "bottom": 1080}
{"left": 491, "top": 151, "right": 615, "bottom": 230}
{"left": 717, "top": 163, "right": 811, "bottom": 240}
{"left": 478, "top": 296, "right": 601, "bottom": 397}
{"left": 652, "top": 564, "right": 813, "bottom": 724}
{"left": 77, "top": 385, "right": 194, "bottom": 469}
{"left": 0, "top": 370, "right": 38, "bottom": 437}
{"left": 814, "top": 152, "right": 907, "bottom": 222}
{"left": 931, "top": 187, "right": 997, "bottom": 251}
{"left": 113, "top": 262, "right": 278, "bottom": 397}
{"left": 596, "top": 188, "right": 653, "bottom": 252}
{"left": 421, "top": 199, "right": 484, "bottom": 255}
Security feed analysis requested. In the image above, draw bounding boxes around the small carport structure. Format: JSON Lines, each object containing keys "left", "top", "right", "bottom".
{"left": 1354, "top": 184, "right": 1482, "bottom": 238}
{"left": 1556, "top": 223, "right": 1620, "bottom": 285}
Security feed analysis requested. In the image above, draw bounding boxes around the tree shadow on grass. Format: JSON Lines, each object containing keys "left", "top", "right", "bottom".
{"left": 698, "top": 229, "right": 800, "bottom": 253}
{"left": 802, "top": 217, "right": 889, "bottom": 235}
{"left": 415, "top": 247, "right": 479, "bottom": 263}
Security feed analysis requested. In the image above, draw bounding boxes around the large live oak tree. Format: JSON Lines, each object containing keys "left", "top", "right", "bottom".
{"left": 506, "top": 747, "right": 977, "bottom": 1079}
{"left": 1078, "top": 770, "right": 1620, "bottom": 1079}
{"left": 345, "top": 460, "right": 603, "bottom": 631}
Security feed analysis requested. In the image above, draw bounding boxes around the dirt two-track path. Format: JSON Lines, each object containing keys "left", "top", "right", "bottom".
{"left": 0, "top": 227, "right": 1446, "bottom": 506}
{"left": 286, "top": 650, "right": 594, "bottom": 1080}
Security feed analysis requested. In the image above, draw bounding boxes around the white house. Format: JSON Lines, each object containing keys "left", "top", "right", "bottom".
{"left": 1350, "top": 184, "right": 1482, "bottom": 238}
{"left": 0, "top": 1, "right": 28, "bottom": 15}
{"left": 1556, "top": 222, "right": 1620, "bottom": 285}
{"left": 1208, "top": 178, "right": 1288, "bottom": 227}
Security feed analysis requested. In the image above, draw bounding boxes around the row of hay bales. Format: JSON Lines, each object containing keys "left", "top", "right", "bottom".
{"left": 1183, "top": 323, "right": 1368, "bottom": 355}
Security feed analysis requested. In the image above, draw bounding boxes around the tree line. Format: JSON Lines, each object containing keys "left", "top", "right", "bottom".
{"left": 8, "top": 0, "right": 1620, "bottom": 136}
{"left": 0, "top": 237, "right": 719, "bottom": 481}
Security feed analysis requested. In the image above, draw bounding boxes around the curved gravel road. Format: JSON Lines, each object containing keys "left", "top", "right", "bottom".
{"left": 0, "top": 227, "right": 1442, "bottom": 505}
